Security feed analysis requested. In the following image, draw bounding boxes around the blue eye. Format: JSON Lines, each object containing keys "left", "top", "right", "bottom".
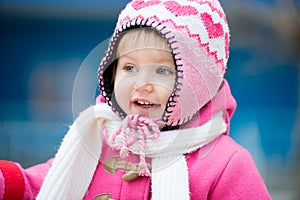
{"left": 157, "top": 67, "right": 174, "bottom": 75}
{"left": 125, "top": 65, "right": 138, "bottom": 73}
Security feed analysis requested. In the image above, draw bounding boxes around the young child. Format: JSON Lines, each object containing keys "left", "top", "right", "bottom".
{"left": 0, "top": 0, "right": 272, "bottom": 199}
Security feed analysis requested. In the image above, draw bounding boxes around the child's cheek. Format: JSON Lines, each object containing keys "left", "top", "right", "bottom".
{"left": 114, "top": 76, "right": 135, "bottom": 113}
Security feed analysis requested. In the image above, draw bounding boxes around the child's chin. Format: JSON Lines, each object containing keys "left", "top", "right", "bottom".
{"left": 142, "top": 109, "right": 163, "bottom": 120}
{"left": 131, "top": 105, "right": 164, "bottom": 119}
{"left": 136, "top": 112, "right": 159, "bottom": 119}
{"left": 132, "top": 111, "right": 162, "bottom": 120}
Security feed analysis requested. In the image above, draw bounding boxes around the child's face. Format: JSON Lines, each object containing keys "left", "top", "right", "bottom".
{"left": 114, "top": 48, "right": 175, "bottom": 120}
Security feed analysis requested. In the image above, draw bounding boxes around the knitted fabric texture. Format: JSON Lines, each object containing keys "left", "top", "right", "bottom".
{"left": 98, "top": 0, "right": 230, "bottom": 126}
{"left": 37, "top": 103, "right": 226, "bottom": 199}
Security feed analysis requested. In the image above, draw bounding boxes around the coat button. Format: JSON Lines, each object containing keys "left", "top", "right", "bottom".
{"left": 122, "top": 170, "right": 139, "bottom": 181}
{"left": 94, "top": 193, "right": 113, "bottom": 200}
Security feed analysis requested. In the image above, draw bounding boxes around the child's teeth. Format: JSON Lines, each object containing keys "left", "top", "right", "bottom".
{"left": 138, "top": 101, "right": 152, "bottom": 105}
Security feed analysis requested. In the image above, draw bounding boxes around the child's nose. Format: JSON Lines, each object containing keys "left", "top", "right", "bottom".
{"left": 133, "top": 72, "right": 155, "bottom": 92}
{"left": 135, "top": 82, "right": 155, "bottom": 93}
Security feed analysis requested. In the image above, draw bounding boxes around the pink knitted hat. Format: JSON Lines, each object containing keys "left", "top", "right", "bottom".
{"left": 98, "top": 0, "right": 232, "bottom": 127}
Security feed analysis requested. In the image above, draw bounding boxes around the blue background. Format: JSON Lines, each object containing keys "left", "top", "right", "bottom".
{"left": 0, "top": 0, "right": 299, "bottom": 199}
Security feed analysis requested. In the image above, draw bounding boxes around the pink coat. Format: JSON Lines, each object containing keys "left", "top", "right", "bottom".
{"left": 0, "top": 134, "right": 272, "bottom": 200}
{"left": 0, "top": 82, "right": 271, "bottom": 199}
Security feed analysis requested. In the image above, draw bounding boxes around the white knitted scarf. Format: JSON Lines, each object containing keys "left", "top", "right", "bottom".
{"left": 37, "top": 103, "right": 226, "bottom": 200}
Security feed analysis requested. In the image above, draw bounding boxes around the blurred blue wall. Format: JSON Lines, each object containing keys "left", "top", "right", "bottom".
{"left": 0, "top": 1, "right": 299, "bottom": 199}
{"left": 0, "top": 1, "right": 129, "bottom": 167}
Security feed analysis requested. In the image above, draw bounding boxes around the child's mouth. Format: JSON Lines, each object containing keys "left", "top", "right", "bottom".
{"left": 134, "top": 100, "right": 159, "bottom": 109}
{"left": 131, "top": 99, "right": 163, "bottom": 117}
